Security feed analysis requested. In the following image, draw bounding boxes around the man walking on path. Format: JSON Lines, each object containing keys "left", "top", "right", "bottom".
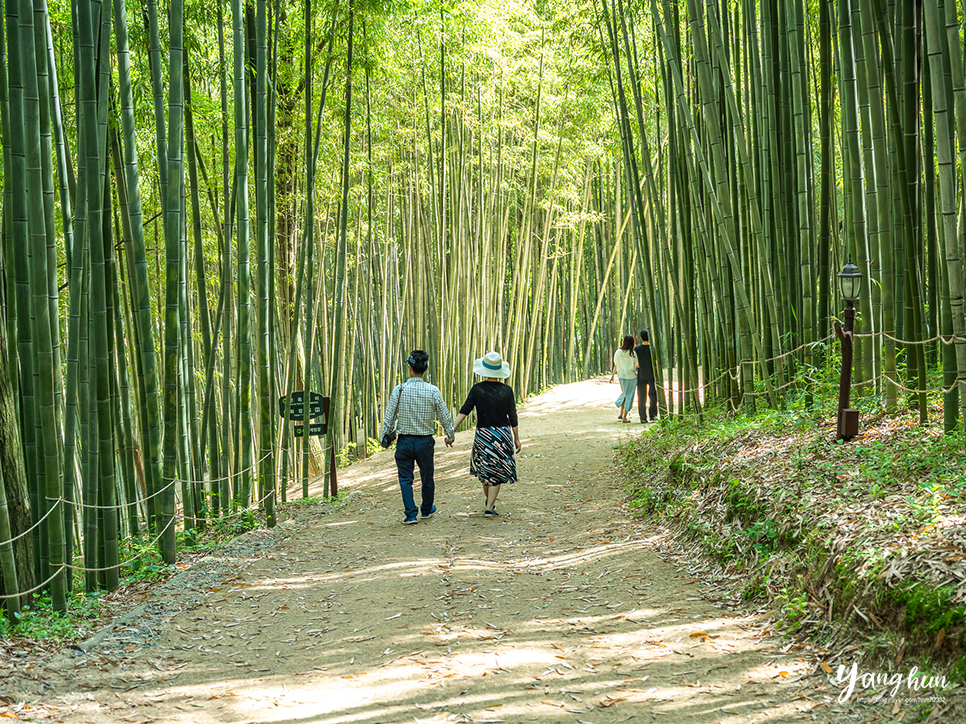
{"left": 380, "top": 350, "right": 456, "bottom": 524}
{"left": 635, "top": 330, "right": 658, "bottom": 423}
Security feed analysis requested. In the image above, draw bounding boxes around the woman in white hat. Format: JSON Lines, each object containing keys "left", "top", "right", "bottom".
{"left": 449, "top": 351, "right": 521, "bottom": 518}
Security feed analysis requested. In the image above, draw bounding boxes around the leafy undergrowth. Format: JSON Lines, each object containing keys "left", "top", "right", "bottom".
{"left": 619, "top": 404, "right": 966, "bottom": 682}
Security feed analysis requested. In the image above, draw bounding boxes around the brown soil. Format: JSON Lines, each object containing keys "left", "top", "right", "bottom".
{"left": 7, "top": 379, "right": 903, "bottom": 723}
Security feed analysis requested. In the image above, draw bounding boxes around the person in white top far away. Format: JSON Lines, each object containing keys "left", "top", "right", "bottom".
{"left": 608, "top": 334, "right": 638, "bottom": 423}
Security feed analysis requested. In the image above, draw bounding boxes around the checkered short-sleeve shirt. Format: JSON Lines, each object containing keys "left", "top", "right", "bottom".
{"left": 380, "top": 378, "right": 455, "bottom": 441}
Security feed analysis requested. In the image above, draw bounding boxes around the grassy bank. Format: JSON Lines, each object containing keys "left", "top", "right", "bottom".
{"left": 618, "top": 404, "right": 966, "bottom": 685}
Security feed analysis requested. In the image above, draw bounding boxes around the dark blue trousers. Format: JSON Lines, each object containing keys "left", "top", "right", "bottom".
{"left": 395, "top": 435, "right": 435, "bottom": 520}
{"left": 637, "top": 377, "right": 658, "bottom": 421}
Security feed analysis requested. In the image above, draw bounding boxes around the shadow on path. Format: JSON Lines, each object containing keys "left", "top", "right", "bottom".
{"left": 45, "top": 378, "right": 888, "bottom": 724}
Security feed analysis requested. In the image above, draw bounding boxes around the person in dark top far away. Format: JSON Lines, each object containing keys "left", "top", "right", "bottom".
{"left": 450, "top": 351, "right": 522, "bottom": 519}
{"left": 380, "top": 350, "right": 456, "bottom": 525}
{"left": 635, "top": 329, "right": 659, "bottom": 423}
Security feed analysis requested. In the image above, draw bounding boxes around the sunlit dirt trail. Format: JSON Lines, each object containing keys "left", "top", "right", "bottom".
{"left": 38, "top": 379, "right": 888, "bottom": 724}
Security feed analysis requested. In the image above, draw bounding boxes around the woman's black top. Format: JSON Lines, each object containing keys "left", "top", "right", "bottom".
{"left": 459, "top": 381, "right": 519, "bottom": 428}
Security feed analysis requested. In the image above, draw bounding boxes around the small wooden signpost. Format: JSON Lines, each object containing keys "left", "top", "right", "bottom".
{"left": 278, "top": 391, "right": 327, "bottom": 426}
{"left": 278, "top": 392, "right": 337, "bottom": 495}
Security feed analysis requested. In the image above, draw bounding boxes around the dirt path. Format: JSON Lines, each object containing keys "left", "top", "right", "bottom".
{"left": 30, "top": 379, "right": 891, "bottom": 724}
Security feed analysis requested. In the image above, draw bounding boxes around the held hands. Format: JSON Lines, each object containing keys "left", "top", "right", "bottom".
{"left": 444, "top": 437, "right": 455, "bottom": 447}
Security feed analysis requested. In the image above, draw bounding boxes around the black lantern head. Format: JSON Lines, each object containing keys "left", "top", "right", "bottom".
{"left": 837, "top": 262, "right": 862, "bottom": 303}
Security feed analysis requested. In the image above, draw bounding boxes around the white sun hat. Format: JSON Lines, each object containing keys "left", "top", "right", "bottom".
{"left": 473, "top": 351, "right": 511, "bottom": 379}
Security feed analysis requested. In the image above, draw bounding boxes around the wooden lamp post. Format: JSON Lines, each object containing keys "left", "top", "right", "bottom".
{"left": 834, "top": 262, "right": 862, "bottom": 441}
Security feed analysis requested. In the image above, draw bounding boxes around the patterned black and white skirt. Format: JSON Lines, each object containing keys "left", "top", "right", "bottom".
{"left": 470, "top": 426, "right": 517, "bottom": 486}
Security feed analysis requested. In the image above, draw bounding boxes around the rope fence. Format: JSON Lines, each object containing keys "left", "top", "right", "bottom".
{"left": 655, "top": 369, "right": 731, "bottom": 398}
{"left": 656, "top": 371, "right": 961, "bottom": 419}
{"left": 0, "top": 565, "right": 69, "bottom": 602}
{"left": 642, "top": 372, "right": 963, "bottom": 424}
{"left": 208, "top": 484, "right": 280, "bottom": 523}
{"left": 653, "top": 335, "right": 834, "bottom": 398}
{"left": 47, "top": 481, "right": 174, "bottom": 512}
{"left": 0, "top": 454, "right": 281, "bottom": 603}
{"left": 848, "top": 372, "right": 963, "bottom": 397}
{"left": 639, "top": 327, "right": 966, "bottom": 422}
{"left": 655, "top": 329, "right": 964, "bottom": 395}
{"left": 853, "top": 331, "right": 965, "bottom": 346}
{"left": 2, "top": 496, "right": 63, "bottom": 548}
{"left": 41, "top": 451, "right": 276, "bottom": 514}
{"left": 649, "top": 336, "right": 837, "bottom": 399}
{"left": 62, "top": 516, "right": 177, "bottom": 575}
{"left": 742, "top": 374, "right": 805, "bottom": 396}
{"left": 158, "top": 451, "right": 274, "bottom": 486}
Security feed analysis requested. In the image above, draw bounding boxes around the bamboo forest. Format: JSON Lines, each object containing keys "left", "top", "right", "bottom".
{"left": 1, "top": 0, "right": 966, "bottom": 631}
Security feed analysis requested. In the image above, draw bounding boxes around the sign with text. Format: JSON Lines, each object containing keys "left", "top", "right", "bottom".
{"left": 289, "top": 391, "right": 325, "bottom": 405}
{"left": 279, "top": 393, "right": 329, "bottom": 422}
{"left": 294, "top": 422, "right": 326, "bottom": 437}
